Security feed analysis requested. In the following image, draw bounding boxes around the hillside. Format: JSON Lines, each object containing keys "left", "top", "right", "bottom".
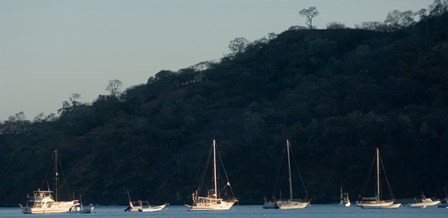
{"left": 0, "top": 12, "right": 448, "bottom": 205}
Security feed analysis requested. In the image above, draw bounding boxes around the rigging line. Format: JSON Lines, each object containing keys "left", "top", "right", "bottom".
{"left": 198, "top": 146, "right": 212, "bottom": 191}
{"left": 216, "top": 143, "right": 235, "bottom": 198}
{"left": 40, "top": 151, "right": 55, "bottom": 190}
{"left": 57, "top": 152, "right": 73, "bottom": 200}
{"left": 358, "top": 151, "right": 377, "bottom": 200}
{"left": 379, "top": 153, "right": 395, "bottom": 200}
{"left": 218, "top": 170, "right": 233, "bottom": 198}
{"left": 216, "top": 159, "right": 230, "bottom": 197}
{"left": 272, "top": 146, "right": 286, "bottom": 198}
{"left": 290, "top": 146, "right": 308, "bottom": 199}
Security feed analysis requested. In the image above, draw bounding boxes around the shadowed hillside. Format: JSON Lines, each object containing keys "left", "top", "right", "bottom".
{"left": 1, "top": 12, "right": 448, "bottom": 205}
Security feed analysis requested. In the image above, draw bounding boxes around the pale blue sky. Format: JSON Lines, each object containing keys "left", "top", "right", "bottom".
{"left": 0, "top": 0, "right": 434, "bottom": 121}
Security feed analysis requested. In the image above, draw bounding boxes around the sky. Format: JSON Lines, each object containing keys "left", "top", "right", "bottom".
{"left": 0, "top": 0, "right": 435, "bottom": 121}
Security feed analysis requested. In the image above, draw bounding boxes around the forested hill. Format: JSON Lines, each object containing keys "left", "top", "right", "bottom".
{"left": 1, "top": 12, "right": 448, "bottom": 205}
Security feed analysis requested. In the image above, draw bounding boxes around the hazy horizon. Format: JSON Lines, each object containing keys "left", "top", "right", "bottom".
{"left": 0, "top": 0, "right": 434, "bottom": 121}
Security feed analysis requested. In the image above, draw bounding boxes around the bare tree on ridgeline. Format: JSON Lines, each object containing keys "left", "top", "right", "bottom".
{"left": 299, "top": 6, "right": 319, "bottom": 29}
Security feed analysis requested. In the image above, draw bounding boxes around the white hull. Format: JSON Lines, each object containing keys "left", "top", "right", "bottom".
{"left": 276, "top": 200, "right": 310, "bottom": 209}
{"left": 139, "top": 204, "right": 167, "bottom": 212}
{"left": 360, "top": 203, "right": 401, "bottom": 209}
{"left": 340, "top": 202, "right": 351, "bottom": 207}
{"left": 409, "top": 204, "right": 427, "bottom": 208}
{"left": 356, "top": 200, "right": 394, "bottom": 207}
{"left": 68, "top": 206, "right": 94, "bottom": 214}
{"left": 126, "top": 200, "right": 168, "bottom": 212}
{"left": 22, "top": 200, "right": 76, "bottom": 214}
{"left": 409, "top": 200, "right": 441, "bottom": 208}
{"left": 186, "top": 201, "right": 236, "bottom": 211}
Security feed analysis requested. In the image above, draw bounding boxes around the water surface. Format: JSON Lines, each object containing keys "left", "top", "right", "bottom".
{"left": 1, "top": 204, "right": 447, "bottom": 218}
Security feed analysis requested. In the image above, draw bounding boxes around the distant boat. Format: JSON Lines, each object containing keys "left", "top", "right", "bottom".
{"left": 19, "top": 150, "right": 80, "bottom": 214}
{"left": 356, "top": 148, "right": 401, "bottom": 209}
{"left": 68, "top": 195, "right": 94, "bottom": 214}
{"left": 185, "top": 140, "right": 238, "bottom": 211}
{"left": 124, "top": 192, "right": 168, "bottom": 212}
{"left": 409, "top": 193, "right": 441, "bottom": 208}
{"left": 273, "top": 140, "right": 310, "bottom": 209}
{"left": 437, "top": 198, "right": 448, "bottom": 208}
{"left": 340, "top": 187, "right": 351, "bottom": 207}
{"left": 69, "top": 203, "right": 94, "bottom": 214}
{"left": 262, "top": 197, "right": 276, "bottom": 209}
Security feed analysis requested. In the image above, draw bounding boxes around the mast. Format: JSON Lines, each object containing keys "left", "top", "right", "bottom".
{"left": 340, "top": 186, "right": 343, "bottom": 202}
{"left": 213, "top": 140, "right": 217, "bottom": 198}
{"left": 286, "top": 140, "right": 293, "bottom": 201}
{"left": 54, "top": 150, "right": 58, "bottom": 201}
{"left": 376, "top": 148, "right": 380, "bottom": 201}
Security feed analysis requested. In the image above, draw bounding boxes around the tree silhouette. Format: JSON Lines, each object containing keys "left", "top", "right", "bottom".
{"left": 228, "top": 37, "right": 249, "bottom": 54}
{"left": 299, "top": 6, "right": 319, "bottom": 29}
{"left": 106, "top": 79, "right": 123, "bottom": 97}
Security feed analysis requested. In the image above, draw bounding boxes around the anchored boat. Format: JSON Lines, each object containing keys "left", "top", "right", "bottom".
{"left": 185, "top": 140, "right": 238, "bottom": 211}
{"left": 124, "top": 192, "right": 168, "bottom": 212}
{"left": 20, "top": 150, "right": 80, "bottom": 214}
{"left": 409, "top": 193, "right": 441, "bottom": 208}
{"left": 340, "top": 187, "right": 351, "bottom": 207}
{"left": 269, "top": 140, "right": 310, "bottom": 209}
{"left": 356, "top": 148, "right": 401, "bottom": 209}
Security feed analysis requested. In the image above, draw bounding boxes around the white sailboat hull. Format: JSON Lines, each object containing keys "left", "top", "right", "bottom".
{"left": 186, "top": 201, "right": 236, "bottom": 211}
{"left": 276, "top": 200, "right": 310, "bottom": 209}
{"left": 361, "top": 203, "right": 401, "bottom": 209}
{"left": 358, "top": 201, "right": 401, "bottom": 209}
{"left": 356, "top": 200, "right": 394, "bottom": 207}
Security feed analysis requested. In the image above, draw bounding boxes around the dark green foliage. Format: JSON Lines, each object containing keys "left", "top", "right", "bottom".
{"left": 1, "top": 13, "right": 448, "bottom": 205}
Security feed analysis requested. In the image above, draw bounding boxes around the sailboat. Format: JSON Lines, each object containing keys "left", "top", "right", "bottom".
{"left": 339, "top": 187, "right": 351, "bottom": 207}
{"left": 20, "top": 150, "right": 80, "bottom": 214}
{"left": 356, "top": 148, "right": 401, "bottom": 209}
{"left": 274, "top": 140, "right": 310, "bottom": 209}
{"left": 185, "top": 140, "right": 238, "bottom": 211}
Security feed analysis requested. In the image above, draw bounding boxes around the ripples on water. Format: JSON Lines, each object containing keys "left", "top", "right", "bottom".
{"left": 1, "top": 205, "right": 447, "bottom": 218}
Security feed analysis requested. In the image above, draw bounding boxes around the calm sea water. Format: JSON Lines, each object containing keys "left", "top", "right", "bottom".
{"left": 0, "top": 205, "right": 447, "bottom": 218}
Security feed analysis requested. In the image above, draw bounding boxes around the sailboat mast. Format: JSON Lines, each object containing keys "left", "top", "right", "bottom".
{"left": 340, "top": 186, "right": 343, "bottom": 202}
{"left": 54, "top": 150, "right": 58, "bottom": 202}
{"left": 286, "top": 140, "right": 293, "bottom": 201}
{"left": 376, "top": 148, "right": 380, "bottom": 200}
{"left": 213, "top": 140, "right": 218, "bottom": 198}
